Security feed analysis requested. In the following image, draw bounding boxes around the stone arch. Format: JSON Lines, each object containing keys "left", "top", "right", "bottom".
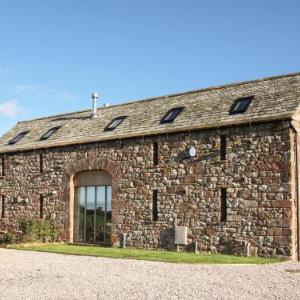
{"left": 65, "top": 157, "right": 119, "bottom": 179}
{"left": 63, "top": 158, "right": 119, "bottom": 243}
{"left": 73, "top": 170, "right": 112, "bottom": 187}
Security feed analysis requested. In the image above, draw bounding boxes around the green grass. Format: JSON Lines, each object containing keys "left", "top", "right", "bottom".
{"left": 8, "top": 243, "right": 283, "bottom": 264}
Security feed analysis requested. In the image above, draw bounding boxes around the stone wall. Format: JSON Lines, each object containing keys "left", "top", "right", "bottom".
{"left": 0, "top": 120, "right": 297, "bottom": 259}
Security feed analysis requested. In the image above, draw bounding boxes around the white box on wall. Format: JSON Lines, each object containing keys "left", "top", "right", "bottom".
{"left": 175, "top": 226, "right": 187, "bottom": 245}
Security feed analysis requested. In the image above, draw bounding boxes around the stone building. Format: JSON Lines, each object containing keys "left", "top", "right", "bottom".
{"left": 0, "top": 72, "right": 300, "bottom": 260}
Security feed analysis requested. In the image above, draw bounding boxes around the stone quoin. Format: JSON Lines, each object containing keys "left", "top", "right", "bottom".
{"left": 1, "top": 72, "right": 300, "bottom": 260}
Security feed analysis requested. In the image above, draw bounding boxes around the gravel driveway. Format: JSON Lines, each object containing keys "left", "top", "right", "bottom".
{"left": 0, "top": 249, "right": 299, "bottom": 300}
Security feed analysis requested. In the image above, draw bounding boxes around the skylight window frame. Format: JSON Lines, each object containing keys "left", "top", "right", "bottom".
{"left": 104, "top": 116, "right": 126, "bottom": 131}
{"left": 40, "top": 126, "right": 61, "bottom": 141}
{"left": 8, "top": 131, "right": 29, "bottom": 145}
{"left": 229, "top": 96, "right": 253, "bottom": 115}
{"left": 160, "top": 107, "right": 184, "bottom": 124}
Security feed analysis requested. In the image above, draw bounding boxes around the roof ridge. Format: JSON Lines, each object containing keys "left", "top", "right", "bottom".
{"left": 18, "top": 71, "right": 300, "bottom": 124}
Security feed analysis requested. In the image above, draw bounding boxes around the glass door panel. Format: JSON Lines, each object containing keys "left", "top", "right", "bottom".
{"left": 96, "top": 186, "right": 106, "bottom": 243}
{"left": 85, "top": 187, "right": 95, "bottom": 243}
{"left": 106, "top": 186, "right": 112, "bottom": 243}
{"left": 106, "top": 186, "right": 112, "bottom": 222}
{"left": 74, "top": 187, "right": 85, "bottom": 242}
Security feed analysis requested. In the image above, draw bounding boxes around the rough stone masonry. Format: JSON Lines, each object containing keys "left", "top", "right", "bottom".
{"left": 0, "top": 121, "right": 297, "bottom": 259}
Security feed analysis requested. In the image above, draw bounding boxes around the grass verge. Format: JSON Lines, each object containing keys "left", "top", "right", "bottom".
{"left": 8, "top": 243, "right": 283, "bottom": 264}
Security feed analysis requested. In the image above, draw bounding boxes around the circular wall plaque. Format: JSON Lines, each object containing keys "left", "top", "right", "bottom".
{"left": 188, "top": 146, "right": 196, "bottom": 157}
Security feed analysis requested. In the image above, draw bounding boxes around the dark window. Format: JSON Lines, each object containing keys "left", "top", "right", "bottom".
{"left": 1, "top": 195, "right": 5, "bottom": 218}
{"left": 153, "top": 142, "right": 159, "bottom": 166}
{"left": 1, "top": 157, "right": 5, "bottom": 177}
{"left": 39, "top": 154, "right": 43, "bottom": 173}
{"left": 40, "top": 126, "right": 60, "bottom": 140}
{"left": 8, "top": 131, "right": 29, "bottom": 145}
{"left": 220, "top": 188, "right": 227, "bottom": 222}
{"left": 229, "top": 96, "right": 253, "bottom": 114}
{"left": 104, "top": 116, "right": 126, "bottom": 131}
{"left": 220, "top": 135, "right": 227, "bottom": 160}
{"left": 152, "top": 190, "right": 158, "bottom": 221}
{"left": 160, "top": 107, "right": 184, "bottom": 124}
{"left": 40, "top": 194, "right": 44, "bottom": 219}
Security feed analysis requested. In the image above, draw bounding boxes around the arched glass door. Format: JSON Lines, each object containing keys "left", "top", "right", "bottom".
{"left": 74, "top": 185, "right": 112, "bottom": 244}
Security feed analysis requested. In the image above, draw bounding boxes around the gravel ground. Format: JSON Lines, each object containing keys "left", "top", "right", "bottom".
{"left": 0, "top": 249, "right": 299, "bottom": 300}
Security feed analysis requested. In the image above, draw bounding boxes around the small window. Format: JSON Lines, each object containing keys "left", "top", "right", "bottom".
{"left": 40, "top": 194, "right": 44, "bottom": 219}
{"left": 153, "top": 142, "right": 159, "bottom": 166}
{"left": 1, "top": 157, "right": 5, "bottom": 177}
{"left": 1, "top": 195, "right": 5, "bottom": 218}
{"left": 220, "top": 135, "right": 227, "bottom": 160}
{"left": 8, "top": 131, "right": 29, "bottom": 145}
{"left": 39, "top": 154, "right": 43, "bottom": 173}
{"left": 160, "top": 107, "right": 184, "bottom": 124}
{"left": 40, "top": 126, "right": 60, "bottom": 140}
{"left": 220, "top": 188, "right": 227, "bottom": 222}
{"left": 104, "top": 116, "right": 126, "bottom": 131}
{"left": 229, "top": 96, "right": 253, "bottom": 114}
{"left": 152, "top": 190, "right": 158, "bottom": 221}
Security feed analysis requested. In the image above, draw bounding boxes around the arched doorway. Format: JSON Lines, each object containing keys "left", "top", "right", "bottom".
{"left": 73, "top": 170, "right": 112, "bottom": 244}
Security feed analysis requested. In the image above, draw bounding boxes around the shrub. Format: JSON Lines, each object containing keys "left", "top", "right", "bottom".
{"left": 19, "top": 218, "right": 60, "bottom": 242}
{"left": 0, "top": 232, "right": 16, "bottom": 244}
{"left": 19, "top": 219, "right": 40, "bottom": 241}
{"left": 40, "top": 220, "right": 60, "bottom": 242}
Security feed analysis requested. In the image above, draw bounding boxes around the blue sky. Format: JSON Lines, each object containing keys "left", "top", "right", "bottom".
{"left": 0, "top": 0, "right": 300, "bottom": 135}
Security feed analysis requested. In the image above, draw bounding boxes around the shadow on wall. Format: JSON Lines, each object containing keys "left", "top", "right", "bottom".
{"left": 158, "top": 228, "right": 196, "bottom": 252}
{"left": 159, "top": 228, "right": 175, "bottom": 250}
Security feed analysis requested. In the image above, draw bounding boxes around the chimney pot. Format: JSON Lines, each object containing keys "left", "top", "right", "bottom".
{"left": 91, "top": 92, "right": 99, "bottom": 119}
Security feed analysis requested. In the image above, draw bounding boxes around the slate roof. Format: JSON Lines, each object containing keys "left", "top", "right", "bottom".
{"left": 1, "top": 72, "right": 300, "bottom": 154}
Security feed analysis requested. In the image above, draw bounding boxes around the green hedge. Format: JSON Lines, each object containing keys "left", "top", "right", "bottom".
{"left": 19, "top": 219, "right": 60, "bottom": 242}
{"left": 0, "top": 218, "right": 60, "bottom": 244}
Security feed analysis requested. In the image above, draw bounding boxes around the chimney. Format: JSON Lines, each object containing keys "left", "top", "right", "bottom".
{"left": 91, "top": 92, "right": 99, "bottom": 119}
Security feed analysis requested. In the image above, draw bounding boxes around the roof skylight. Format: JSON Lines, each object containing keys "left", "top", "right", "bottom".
{"left": 8, "top": 131, "right": 29, "bottom": 145}
{"left": 160, "top": 107, "right": 184, "bottom": 124}
{"left": 40, "top": 126, "right": 61, "bottom": 140}
{"left": 104, "top": 116, "right": 126, "bottom": 131}
{"left": 230, "top": 96, "right": 253, "bottom": 114}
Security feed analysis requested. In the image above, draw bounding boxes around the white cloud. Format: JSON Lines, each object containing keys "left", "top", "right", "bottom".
{"left": 0, "top": 100, "right": 25, "bottom": 118}
{"left": 16, "top": 84, "right": 76, "bottom": 101}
